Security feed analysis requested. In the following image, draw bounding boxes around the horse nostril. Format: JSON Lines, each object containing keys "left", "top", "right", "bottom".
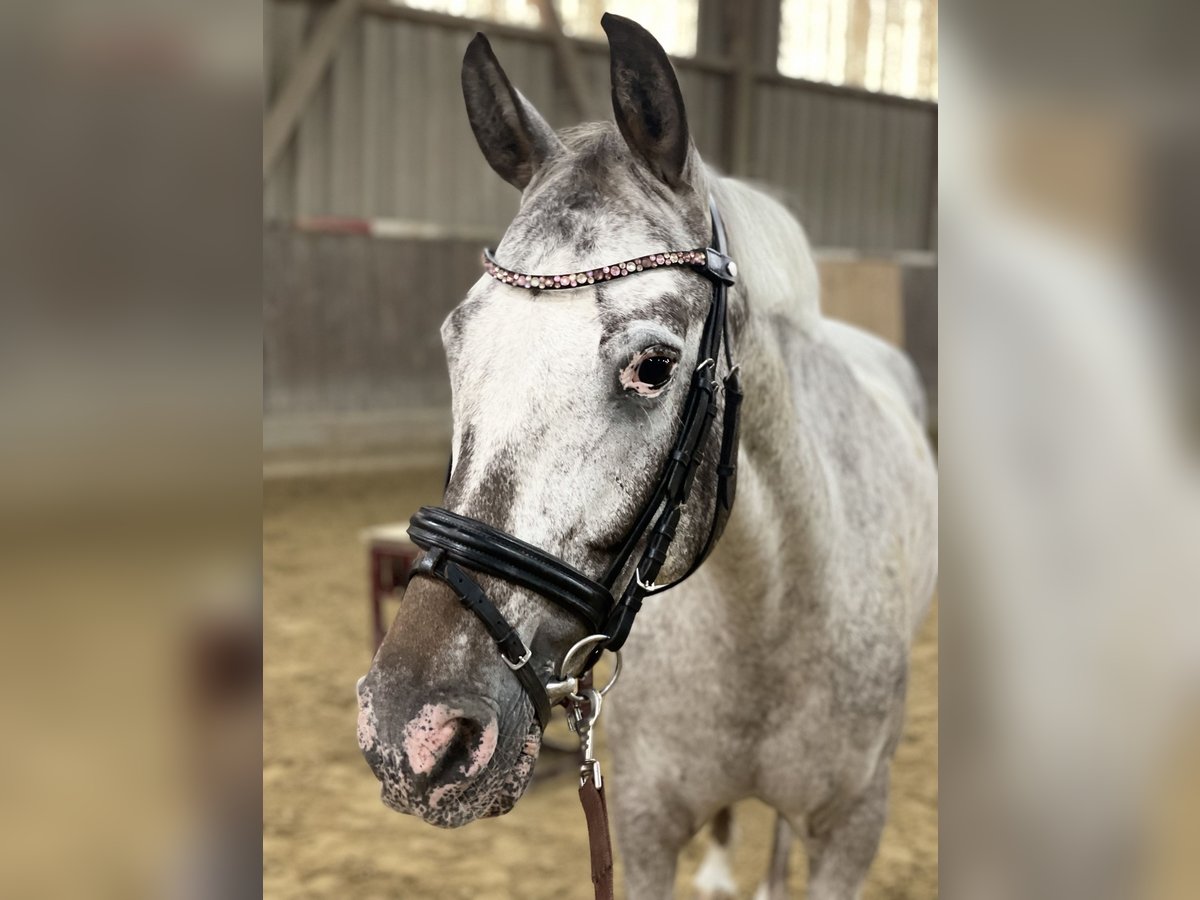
{"left": 428, "top": 716, "right": 484, "bottom": 784}
{"left": 401, "top": 702, "right": 499, "bottom": 783}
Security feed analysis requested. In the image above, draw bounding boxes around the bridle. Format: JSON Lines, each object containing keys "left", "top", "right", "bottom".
{"left": 404, "top": 195, "right": 741, "bottom": 900}
{"left": 406, "top": 194, "right": 742, "bottom": 726}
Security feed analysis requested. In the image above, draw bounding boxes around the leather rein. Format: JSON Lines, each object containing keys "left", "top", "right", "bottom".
{"left": 405, "top": 196, "right": 741, "bottom": 899}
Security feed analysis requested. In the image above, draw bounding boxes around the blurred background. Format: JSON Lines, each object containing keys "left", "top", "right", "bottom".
{"left": 0, "top": 0, "right": 1194, "bottom": 896}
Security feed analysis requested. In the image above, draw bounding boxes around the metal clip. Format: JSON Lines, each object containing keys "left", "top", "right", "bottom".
{"left": 546, "top": 675, "right": 579, "bottom": 704}
{"left": 575, "top": 687, "right": 603, "bottom": 788}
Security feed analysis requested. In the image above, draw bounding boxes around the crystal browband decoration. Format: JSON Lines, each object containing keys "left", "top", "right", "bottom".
{"left": 482, "top": 248, "right": 710, "bottom": 290}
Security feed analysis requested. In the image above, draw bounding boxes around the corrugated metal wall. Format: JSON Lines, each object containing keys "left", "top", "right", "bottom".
{"left": 265, "top": 0, "right": 936, "bottom": 253}
{"left": 264, "top": 228, "right": 478, "bottom": 417}
{"left": 748, "top": 83, "right": 935, "bottom": 250}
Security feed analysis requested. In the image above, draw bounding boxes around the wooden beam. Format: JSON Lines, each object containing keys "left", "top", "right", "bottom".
{"left": 754, "top": 0, "right": 782, "bottom": 65}
{"left": 728, "top": 0, "right": 759, "bottom": 175}
{"left": 532, "top": 0, "right": 596, "bottom": 122}
{"left": 695, "top": 0, "right": 727, "bottom": 59}
{"left": 754, "top": 67, "right": 937, "bottom": 111}
{"left": 263, "top": 0, "right": 363, "bottom": 179}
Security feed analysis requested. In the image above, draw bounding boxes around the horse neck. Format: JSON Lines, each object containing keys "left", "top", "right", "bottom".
{"left": 701, "top": 177, "right": 831, "bottom": 597}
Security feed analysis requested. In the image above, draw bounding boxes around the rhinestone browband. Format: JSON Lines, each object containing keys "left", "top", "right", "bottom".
{"left": 482, "top": 247, "right": 710, "bottom": 290}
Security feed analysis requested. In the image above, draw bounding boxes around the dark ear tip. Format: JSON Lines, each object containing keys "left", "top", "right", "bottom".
{"left": 601, "top": 13, "right": 665, "bottom": 54}
{"left": 465, "top": 32, "right": 492, "bottom": 58}
{"left": 463, "top": 32, "right": 500, "bottom": 80}
{"left": 600, "top": 12, "right": 636, "bottom": 36}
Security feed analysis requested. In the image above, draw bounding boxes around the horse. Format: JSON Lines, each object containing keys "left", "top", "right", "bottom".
{"left": 357, "top": 14, "right": 937, "bottom": 899}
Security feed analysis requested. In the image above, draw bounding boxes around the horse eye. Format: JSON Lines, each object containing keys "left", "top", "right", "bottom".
{"left": 636, "top": 356, "right": 675, "bottom": 388}
{"left": 620, "top": 347, "right": 679, "bottom": 396}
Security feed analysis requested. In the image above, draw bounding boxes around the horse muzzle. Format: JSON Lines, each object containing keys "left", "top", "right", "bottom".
{"left": 356, "top": 671, "right": 541, "bottom": 827}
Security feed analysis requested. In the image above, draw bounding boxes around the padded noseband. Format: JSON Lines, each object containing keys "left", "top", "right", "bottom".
{"left": 409, "top": 508, "right": 611, "bottom": 632}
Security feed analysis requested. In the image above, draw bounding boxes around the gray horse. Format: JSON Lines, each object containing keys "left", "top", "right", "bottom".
{"left": 357, "top": 14, "right": 937, "bottom": 899}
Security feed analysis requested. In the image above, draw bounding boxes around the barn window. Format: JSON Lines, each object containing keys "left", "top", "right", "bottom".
{"left": 777, "top": 0, "right": 938, "bottom": 100}
{"left": 393, "top": 0, "right": 540, "bottom": 29}
{"left": 392, "top": 0, "right": 700, "bottom": 58}
{"left": 558, "top": 0, "right": 698, "bottom": 56}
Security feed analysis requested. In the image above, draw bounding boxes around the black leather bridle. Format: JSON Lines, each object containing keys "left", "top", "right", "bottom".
{"left": 407, "top": 196, "right": 743, "bottom": 729}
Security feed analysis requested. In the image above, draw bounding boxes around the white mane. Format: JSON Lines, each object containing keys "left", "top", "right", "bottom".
{"left": 709, "top": 174, "right": 823, "bottom": 335}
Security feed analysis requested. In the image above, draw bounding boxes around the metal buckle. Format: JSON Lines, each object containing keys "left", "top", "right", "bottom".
{"left": 635, "top": 566, "right": 670, "bottom": 595}
{"left": 413, "top": 549, "right": 441, "bottom": 576}
{"left": 502, "top": 646, "right": 532, "bottom": 670}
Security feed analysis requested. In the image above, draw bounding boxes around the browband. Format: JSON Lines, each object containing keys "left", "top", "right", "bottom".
{"left": 407, "top": 195, "right": 741, "bottom": 729}
{"left": 482, "top": 247, "right": 725, "bottom": 291}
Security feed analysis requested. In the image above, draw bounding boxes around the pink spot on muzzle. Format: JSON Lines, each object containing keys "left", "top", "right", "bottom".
{"left": 356, "top": 687, "right": 379, "bottom": 752}
{"left": 401, "top": 703, "right": 499, "bottom": 780}
{"left": 468, "top": 718, "right": 499, "bottom": 778}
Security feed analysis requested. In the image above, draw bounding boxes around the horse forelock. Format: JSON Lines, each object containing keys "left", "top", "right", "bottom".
{"left": 491, "top": 122, "right": 709, "bottom": 274}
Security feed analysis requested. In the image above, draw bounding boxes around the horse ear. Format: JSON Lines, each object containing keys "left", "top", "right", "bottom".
{"left": 461, "top": 33, "right": 564, "bottom": 191}
{"left": 601, "top": 13, "right": 693, "bottom": 189}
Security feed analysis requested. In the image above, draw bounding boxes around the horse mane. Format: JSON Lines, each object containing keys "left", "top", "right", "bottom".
{"left": 708, "top": 173, "right": 823, "bottom": 336}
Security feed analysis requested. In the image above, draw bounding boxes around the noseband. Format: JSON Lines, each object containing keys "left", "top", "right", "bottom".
{"left": 407, "top": 196, "right": 743, "bottom": 729}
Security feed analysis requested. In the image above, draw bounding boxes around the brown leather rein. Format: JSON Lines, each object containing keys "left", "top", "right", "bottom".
{"left": 567, "top": 673, "right": 615, "bottom": 900}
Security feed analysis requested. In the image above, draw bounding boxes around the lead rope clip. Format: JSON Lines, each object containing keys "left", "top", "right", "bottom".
{"left": 569, "top": 687, "right": 603, "bottom": 788}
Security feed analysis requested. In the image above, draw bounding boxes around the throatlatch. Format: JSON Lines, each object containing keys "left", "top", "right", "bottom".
{"left": 405, "top": 195, "right": 742, "bottom": 729}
